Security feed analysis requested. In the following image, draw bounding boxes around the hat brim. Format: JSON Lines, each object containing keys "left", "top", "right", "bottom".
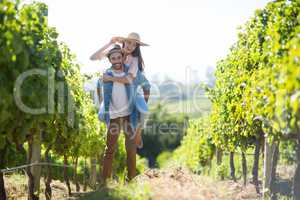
{"left": 119, "top": 37, "right": 150, "bottom": 46}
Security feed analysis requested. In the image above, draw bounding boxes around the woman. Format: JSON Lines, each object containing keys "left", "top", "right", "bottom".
{"left": 90, "top": 32, "right": 150, "bottom": 148}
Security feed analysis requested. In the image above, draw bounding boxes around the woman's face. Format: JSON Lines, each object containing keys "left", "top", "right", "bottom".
{"left": 123, "top": 39, "right": 137, "bottom": 54}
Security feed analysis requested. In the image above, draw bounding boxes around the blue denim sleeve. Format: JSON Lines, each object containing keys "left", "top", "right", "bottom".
{"left": 102, "top": 69, "right": 114, "bottom": 113}
{"left": 139, "top": 72, "right": 151, "bottom": 91}
{"left": 97, "top": 78, "right": 102, "bottom": 89}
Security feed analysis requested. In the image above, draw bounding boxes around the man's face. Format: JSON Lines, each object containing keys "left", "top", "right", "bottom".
{"left": 109, "top": 52, "right": 123, "bottom": 70}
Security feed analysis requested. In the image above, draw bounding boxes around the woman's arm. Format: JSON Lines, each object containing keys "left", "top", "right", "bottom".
{"left": 90, "top": 42, "right": 111, "bottom": 61}
{"left": 103, "top": 56, "right": 138, "bottom": 84}
{"left": 103, "top": 73, "right": 134, "bottom": 84}
{"left": 89, "top": 37, "right": 122, "bottom": 61}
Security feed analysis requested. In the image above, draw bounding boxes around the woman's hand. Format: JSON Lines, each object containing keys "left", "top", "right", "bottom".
{"left": 103, "top": 74, "right": 113, "bottom": 82}
{"left": 110, "top": 36, "right": 123, "bottom": 44}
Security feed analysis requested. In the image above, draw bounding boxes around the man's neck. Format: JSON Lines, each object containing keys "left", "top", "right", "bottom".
{"left": 111, "top": 64, "right": 124, "bottom": 72}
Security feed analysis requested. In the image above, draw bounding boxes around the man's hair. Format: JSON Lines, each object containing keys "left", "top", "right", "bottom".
{"left": 107, "top": 44, "right": 123, "bottom": 59}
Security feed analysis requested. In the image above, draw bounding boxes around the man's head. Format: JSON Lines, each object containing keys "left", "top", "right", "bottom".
{"left": 107, "top": 45, "right": 124, "bottom": 70}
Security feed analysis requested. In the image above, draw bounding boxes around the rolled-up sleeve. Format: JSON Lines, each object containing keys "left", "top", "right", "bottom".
{"left": 140, "top": 73, "right": 151, "bottom": 91}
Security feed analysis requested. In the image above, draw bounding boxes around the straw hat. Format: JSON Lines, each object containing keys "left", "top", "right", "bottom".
{"left": 119, "top": 32, "right": 149, "bottom": 46}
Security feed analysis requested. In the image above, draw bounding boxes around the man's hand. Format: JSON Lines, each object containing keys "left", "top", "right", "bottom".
{"left": 103, "top": 74, "right": 113, "bottom": 82}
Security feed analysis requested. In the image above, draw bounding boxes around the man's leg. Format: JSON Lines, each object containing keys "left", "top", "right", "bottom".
{"left": 122, "top": 116, "right": 137, "bottom": 181}
{"left": 102, "top": 118, "right": 121, "bottom": 183}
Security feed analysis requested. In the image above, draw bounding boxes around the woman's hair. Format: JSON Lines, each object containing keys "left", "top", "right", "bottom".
{"left": 123, "top": 43, "right": 145, "bottom": 71}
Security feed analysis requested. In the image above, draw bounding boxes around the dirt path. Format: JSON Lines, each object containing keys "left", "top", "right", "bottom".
{"left": 5, "top": 167, "right": 261, "bottom": 200}
{"left": 75, "top": 167, "right": 261, "bottom": 200}
{"left": 135, "top": 167, "right": 259, "bottom": 200}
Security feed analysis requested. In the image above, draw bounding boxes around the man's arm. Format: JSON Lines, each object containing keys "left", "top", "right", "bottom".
{"left": 96, "top": 79, "right": 103, "bottom": 103}
{"left": 97, "top": 87, "right": 102, "bottom": 103}
{"left": 140, "top": 73, "right": 151, "bottom": 103}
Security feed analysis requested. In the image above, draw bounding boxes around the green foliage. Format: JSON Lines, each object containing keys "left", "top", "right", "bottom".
{"left": 167, "top": 0, "right": 300, "bottom": 184}
{"left": 156, "top": 151, "right": 172, "bottom": 168}
{"left": 215, "top": 163, "right": 228, "bottom": 180}
{"left": 0, "top": 0, "right": 106, "bottom": 155}
{"left": 205, "top": 152, "right": 258, "bottom": 181}
{"left": 113, "top": 134, "right": 147, "bottom": 179}
{"left": 139, "top": 104, "right": 188, "bottom": 167}
{"left": 79, "top": 181, "right": 152, "bottom": 200}
{"left": 167, "top": 118, "right": 215, "bottom": 173}
{"left": 93, "top": 133, "right": 145, "bottom": 181}
{"left": 0, "top": 1, "right": 147, "bottom": 191}
{"left": 0, "top": 0, "right": 109, "bottom": 190}
{"left": 280, "top": 141, "right": 297, "bottom": 164}
{"left": 207, "top": 0, "right": 300, "bottom": 153}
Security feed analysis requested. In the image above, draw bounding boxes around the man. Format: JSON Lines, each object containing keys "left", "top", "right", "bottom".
{"left": 98, "top": 45, "right": 137, "bottom": 184}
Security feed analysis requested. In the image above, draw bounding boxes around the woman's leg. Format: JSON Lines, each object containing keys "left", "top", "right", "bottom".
{"left": 134, "top": 128, "right": 143, "bottom": 148}
{"left": 102, "top": 118, "right": 121, "bottom": 183}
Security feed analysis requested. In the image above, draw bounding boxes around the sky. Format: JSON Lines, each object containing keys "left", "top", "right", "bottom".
{"left": 33, "top": 0, "right": 271, "bottom": 83}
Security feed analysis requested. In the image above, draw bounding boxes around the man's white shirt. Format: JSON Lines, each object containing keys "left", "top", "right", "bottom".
{"left": 109, "top": 69, "right": 131, "bottom": 119}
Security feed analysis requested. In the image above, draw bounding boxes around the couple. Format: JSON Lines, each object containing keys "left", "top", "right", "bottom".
{"left": 90, "top": 32, "right": 151, "bottom": 183}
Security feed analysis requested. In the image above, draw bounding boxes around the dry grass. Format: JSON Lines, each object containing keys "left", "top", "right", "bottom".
{"left": 4, "top": 173, "right": 91, "bottom": 200}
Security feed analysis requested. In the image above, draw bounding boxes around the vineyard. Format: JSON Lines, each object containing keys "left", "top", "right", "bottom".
{"left": 0, "top": 1, "right": 146, "bottom": 199}
{"left": 169, "top": 0, "right": 300, "bottom": 199}
{"left": 0, "top": 0, "right": 300, "bottom": 200}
